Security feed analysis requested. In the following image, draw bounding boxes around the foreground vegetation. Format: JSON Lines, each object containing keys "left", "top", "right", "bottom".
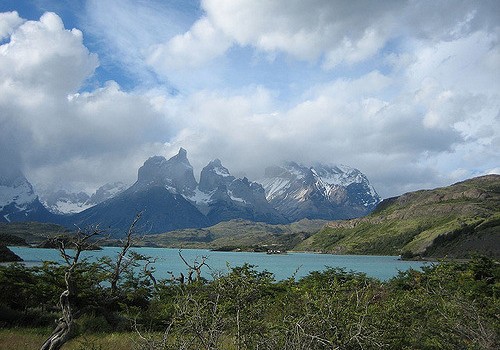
{"left": 1, "top": 249, "right": 498, "bottom": 349}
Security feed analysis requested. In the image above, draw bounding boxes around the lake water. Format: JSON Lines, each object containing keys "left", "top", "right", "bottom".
{"left": 9, "top": 246, "right": 429, "bottom": 281}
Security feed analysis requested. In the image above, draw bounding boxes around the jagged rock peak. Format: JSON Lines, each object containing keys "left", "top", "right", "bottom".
{"left": 136, "top": 149, "right": 197, "bottom": 195}
{"left": 259, "top": 161, "right": 381, "bottom": 221}
{"left": 208, "top": 158, "right": 222, "bottom": 167}
{"left": 199, "top": 158, "right": 235, "bottom": 192}
{"left": 171, "top": 147, "right": 189, "bottom": 163}
{"left": 137, "top": 156, "right": 168, "bottom": 184}
{"left": 0, "top": 170, "right": 37, "bottom": 209}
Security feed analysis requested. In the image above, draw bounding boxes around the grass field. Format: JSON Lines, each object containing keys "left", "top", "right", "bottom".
{"left": 0, "top": 329, "right": 138, "bottom": 350}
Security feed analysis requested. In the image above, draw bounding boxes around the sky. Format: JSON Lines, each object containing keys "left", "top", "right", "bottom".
{"left": 0, "top": 0, "right": 498, "bottom": 199}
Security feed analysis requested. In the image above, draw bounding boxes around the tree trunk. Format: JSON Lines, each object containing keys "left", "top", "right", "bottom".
{"left": 40, "top": 279, "right": 74, "bottom": 350}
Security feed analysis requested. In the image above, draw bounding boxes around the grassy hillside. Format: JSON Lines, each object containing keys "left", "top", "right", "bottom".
{"left": 0, "top": 222, "right": 69, "bottom": 245}
{"left": 131, "top": 218, "right": 327, "bottom": 251}
{"left": 296, "top": 175, "right": 500, "bottom": 259}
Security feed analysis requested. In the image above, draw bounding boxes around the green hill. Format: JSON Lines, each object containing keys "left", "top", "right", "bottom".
{"left": 296, "top": 175, "right": 500, "bottom": 259}
{"left": 131, "top": 218, "right": 327, "bottom": 251}
{"left": 0, "top": 222, "right": 69, "bottom": 245}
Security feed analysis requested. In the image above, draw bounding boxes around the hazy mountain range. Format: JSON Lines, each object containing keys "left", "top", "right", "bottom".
{"left": 1, "top": 173, "right": 498, "bottom": 260}
{"left": 0, "top": 148, "right": 380, "bottom": 235}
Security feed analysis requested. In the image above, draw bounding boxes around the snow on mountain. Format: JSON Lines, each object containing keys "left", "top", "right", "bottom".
{"left": 0, "top": 173, "right": 37, "bottom": 211}
{"left": 87, "top": 182, "right": 128, "bottom": 205}
{"left": 0, "top": 170, "right": 58, "bottom": 223}
{"left": 187, "top": 158, "right": 287, "bottom": 224}
{"left": 38, "top": 182, "right": 128, "bottom": 214}
{"left": 198, "top": 159, "right": 235, "bottom": 193}
{"left": 0, "top": 149, "right": 381, "bottom": 231}
{"left": 259, "top": 162, "right": 380, "bottom": 221}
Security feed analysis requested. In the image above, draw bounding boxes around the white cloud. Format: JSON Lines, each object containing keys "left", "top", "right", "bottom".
{"left": 148, "top": 17, "right": 232, "bottom": 72}
{"left": 0, "top": 12, "right": 98, "bottom": 95}
{"left": 203, "top": 0, "right": 399, "bottom": 64}
{"left": 84, "top": 0, "right": 195, "bottom": 85}
{"left": 0, "top": 12, "right": 172, "bottom": 191}
{"left": 0, "top": 11, "right": 24, "bottom": 40}
{"left": 1, "top": 1, "right": 499, "bottom": 200}
{"left": 161, "top": 48, "right": 498, "bottom": 197}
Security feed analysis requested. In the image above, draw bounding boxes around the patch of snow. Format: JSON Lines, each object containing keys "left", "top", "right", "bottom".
{"left": 185, "top": 188, "right": 213, "bottom": 205}
{"left": 165, "top": 185, "right": 178, "bottom": 194}
{"left": 293, "top": 188, "right": 309, "bottom": 202}
{"left": 260, "top": 177, "right": 291, "bottom": 201}
{"left": 287, "top": 166, "right": 306, "bottom": 179}
{"left": 104, "top": 184, "right": 127, "bottom": 196}
{"left": 53, "top": 200, "right": 94, "bottom": 214}
{"left": 213, "top": 166, "right": 231, "bottom": 177}
{"left": 228, "top": 190, "right": 247, "bottom": 204}
{"left": 0, "top": 181, "right": 36, "bottom": 209}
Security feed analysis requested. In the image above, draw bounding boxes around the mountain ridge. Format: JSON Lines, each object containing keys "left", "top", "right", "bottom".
{"left": 259, "top": 162, "right": 380, "bottom": 221}
{"left": 296, "top": 174, "right": 500, "bottom": 259}
{"left": 0, "top": 149, "right": 382, "bottom": 235}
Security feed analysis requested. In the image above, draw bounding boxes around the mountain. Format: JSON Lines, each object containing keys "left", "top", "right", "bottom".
{"left": 135, "top": 148, "right": 197, "bottom": 196}
{"left": 0, "top": 149, "right": 381, "bottom": 236}
{"left": 296, "top": 175, "right": 500, "bottom": 259}
{"left": 0, "top": 169, "right": 59, "bottom": 223}
{"left": 39, "top": 182, "right": 128, "bottom": 214}
{"left": 70, "top": 149, "right": 208, "bottom": 235}
{"left": 259, "top": 162, "right": 380, "bottom": 221}
{"left": 191, "top": 159, "right": 288, "bottom": 225}
{"left": 70, "top": 149, "right": 289, "bottom": 235}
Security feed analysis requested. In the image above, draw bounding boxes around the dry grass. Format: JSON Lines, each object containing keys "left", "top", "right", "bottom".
{"left": 0, "top": 329, "right": 138, "bottom": 350}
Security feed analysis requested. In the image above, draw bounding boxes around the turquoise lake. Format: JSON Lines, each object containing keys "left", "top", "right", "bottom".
{"left": 9, "top": 246, "right": 429, "bottom": 281}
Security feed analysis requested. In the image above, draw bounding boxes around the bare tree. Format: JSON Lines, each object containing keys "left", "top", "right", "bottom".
{"left": 109, "top": 212, "right": 143, "bottom": 295}
{"left": 40, "top": 226, "right": 102, "bottom": 350}
{"left": 178, "top": 249, "right": 210, "bottom": 284}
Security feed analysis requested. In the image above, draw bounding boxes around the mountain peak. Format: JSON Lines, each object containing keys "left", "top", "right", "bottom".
{"left": 199, "top": 159, "right": 234, "bottom": 192}
{"left": 172, "top": 147, "right": 188, "bottom": 162}
{"left": 210, "top": 158, "right": 222, "bottom": 167}
{"left": 260, "top": 162, "right": 380, "bottom": 221}
{"left": 135, "top": 150, "right": 197, "bottom": 195}
{"left": 0, "top": 171, "right": 37, "bottom": 210}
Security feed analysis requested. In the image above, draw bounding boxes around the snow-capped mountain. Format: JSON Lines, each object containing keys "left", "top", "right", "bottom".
{"left": 259, "top": 162, "right": 381, "bottom": 221}
{"left": 191, "top": 159, "right": 288, "bottom": 224}
{"left": 132, "top": 151, "right": 286, "bottom": 225}
{"left": 135, "top": 148, "right": 197, "bottom": 196}
{"left": 70, "top": 149, "right": 208, "bottom": 234}
{"left": 39, "top": 182, "right": 128, "bottom": 214}
{"left": 0, "top": 169, "right": 58, "bottom": 223}
{"left": 70, "top": 149, "right": 288, "bottom": 235}
{"left": 0, "top": 149, "right": 381, "bottom": 235}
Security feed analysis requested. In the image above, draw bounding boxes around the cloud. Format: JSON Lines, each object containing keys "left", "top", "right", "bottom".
{"left": 83, "top": 0, "right": 197, "bottom": 86}
{"left": 0, "top": 12, "right": 172, "bottom": 190}
{"left": 203, "top": 0, "right": 400, "bottom": 64}
{"left": 146, "top": 0, "right": 400, "bottom": 71}
{"left": 161, "top": 44, "right": 498, "bottom": 197}
{"left": 0, "top": 11, "right": 24, "bottom": 40}
{"left": 148, "top": 17, "right": 232, "bottom": 71}
{"left": 1, "top": 1, "right": 499, "bottom": 200}
{"left": 151, "top": 0, "right": 500, "bottom": 73}
{"left": 0, "top": 12, "right": 98, "bottom": 95}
